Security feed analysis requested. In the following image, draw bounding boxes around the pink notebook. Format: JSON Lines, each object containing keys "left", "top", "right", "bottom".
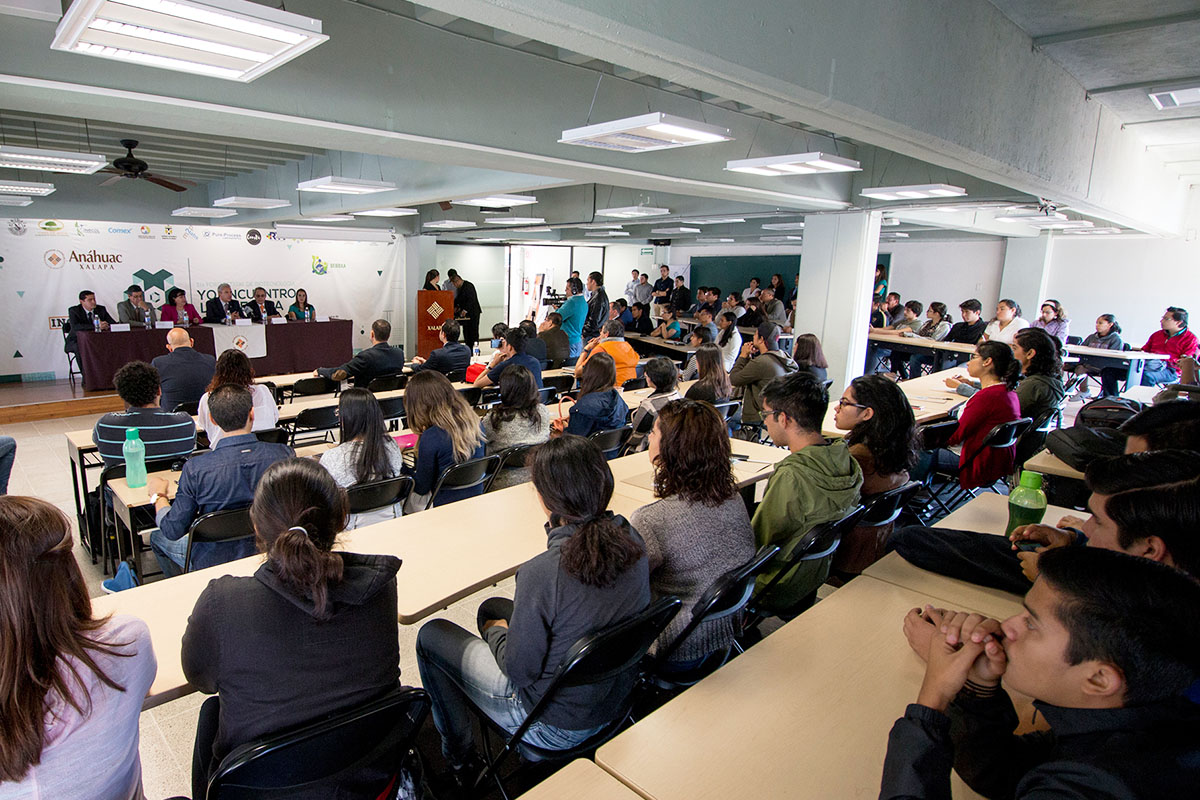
{"left": 393, "top": 433, "right": 418, "bottom": 449}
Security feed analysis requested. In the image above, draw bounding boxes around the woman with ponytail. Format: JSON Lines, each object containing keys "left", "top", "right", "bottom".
{"left": 934, "top": 341, "right": 1021, "bottom": 489}
{"left": 182, "top": 458, "right": 403, "bottom": 798}
{"left": 416, "top": 436, "right": 649, "bottom": 787}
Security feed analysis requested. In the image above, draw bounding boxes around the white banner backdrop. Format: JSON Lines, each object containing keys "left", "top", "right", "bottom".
{"left": 0, "top": 218, "right": 403, "bottom": 381}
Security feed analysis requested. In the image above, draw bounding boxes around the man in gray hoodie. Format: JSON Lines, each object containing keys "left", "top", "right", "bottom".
{"left": 730, "top": 322, "right": 800, "bottom": 423}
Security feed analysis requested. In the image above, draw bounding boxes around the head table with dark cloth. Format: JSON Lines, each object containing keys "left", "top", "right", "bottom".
{"left": 75, "top": 320, "right": 354, "bottom": 391}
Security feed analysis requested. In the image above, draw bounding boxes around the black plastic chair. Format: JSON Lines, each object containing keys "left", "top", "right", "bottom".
{"left": 622, "top": 377, "right": 647, "bottom": 391}
{"left": 258, "top": 380, "right": 280, "bottom": 405}
{"left": 589, "top": 425, "right": 634, "bottom": 460}
{"left": 859, "top": 481, "right": 923, "bottom": 528}
{"left": 933, "top": 417, "right": 1033, "bottom": 511}
{"left": 459, "top": 386, "right": 483, "bottom": 407}
{"left": 346, "top": 475, "right": 414, "bottom": 516}
{"left": 377, "top": 396, "right": 406, "bottom": 432}
{"left": 1014, "top": 407, "right": 1061, "bottom": 470}
{"left": 484, "top": 444, "right": 541, "bottom": 491}
{"left": 367, "top": 374, "right": 406, "bottom": 393}
{"left": 423, "top": 455, "right": 502, "bottom": 509}
{"left": 1066, "top": 335, "right": 1082, "bottom": 346}
{"left": 472, "top": 597, "right": 682, "bottom": 799}
{"left": 62, "top": 324, "right": 85, "bottom": 386}
{"left": 282, "top": 376, "right": 339, "bottom": 403}
{"left": 287, "top": 406, "right": 340, "bottom": 446}
{"left": 183, "top": 507, "right": 253, "bottom": 573}
{"left": 648, "top": 545, "right": 779, "bottom": 691}
{"left": 254, "top": 428, "right": 289, "bottom": 445}
{"left": 543, "top": 374, "right": 576, "bottom": 397}
{"left": 173, "top": 400, "right": 200, "bottom": 416}
{"left": 445, "top": 369, "right": 467, "bottom": 384}
{"left": 203, "top": 686, "right": 429, "bottom": 800}
{"left": 536, "top": 386, "right": 556, "bottom": 405}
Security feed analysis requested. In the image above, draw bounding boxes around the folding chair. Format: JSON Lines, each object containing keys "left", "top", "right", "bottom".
{"left": 346, "top": 475, "right": 413, "bottom": 519}
{"left": 930, "top": 418, "right": 1033, "bottom": 512}
{"left": 543, "top": 374, "right": 577, "bottom": 397}
{"left": 62, "top": 324, "right": 83, "bottom": 387}
{"left": 485, "top": 444, "right": 540, "bottom": 491}
{"left": 287, "top": 406, "right": 340, "bottom": 446}
{"left": 253, "top": 428, "right": 290, "bottom": 445}
{"left": 281, "top": 376, "right": 339, "bottom": 403}
{"left": 173, "top": 400, "right": 200, "bottom": 416}
{"left": 422, "top": 455, "right": 502, "bottom": 509}
{"left": 367, "top": 374, "right": 406, "bottom": 393}
{"left": 182, "top": 506, "right": 254, "bottom": 573}
{"left": 376, "top": 396, "right": 406, "bottom": 432}
{"left": 588, "top": 425, "right": 634, "bottom": 460}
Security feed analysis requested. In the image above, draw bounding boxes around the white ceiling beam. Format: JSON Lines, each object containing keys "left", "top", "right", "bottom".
{"left": 1033, "top": 12, "right": 1200, "bottom": 48}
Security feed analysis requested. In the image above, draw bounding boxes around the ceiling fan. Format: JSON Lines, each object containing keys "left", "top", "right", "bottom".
{"left": 98, "top": 139, "right": 197, "bottom": 192}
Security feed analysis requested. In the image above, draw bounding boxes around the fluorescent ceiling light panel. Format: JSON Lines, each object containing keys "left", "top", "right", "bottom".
{"left": 860, "top": 184, "right": 967, "bottom": 201}
{"left": 681, "top": 216, "right": 745, "bottom": 225}
{"left": 423, "top": 219, "right": 476, "bottom": 229}
{"left": 484, "top": 216, "right": 545, "bottom": 225}
{"left": 212, "top": 195, "right": 291, "bottom": 209}
{"left": 650, "top": 227, "right": 701, "bottom": 234}
{"left": 579, "top": 223, "right": 624, "bottom": 230}
{"left": 760, "top": 222, "right": 805, "bottom": 231}
{"left": 457, "top": 194, "right": 537, "bottom": 208}
{"left": 725, "top": 151, "right": 861, "bottom": 176}
{"left": 296, "top": 176, "right": 395, "bottom": 195}
{"left": 171, "top": 206, "right": 237, "bottom": 217}
{"left": 695, "top": 237, "right": 735, "bottom": 243}
{"left": 1149, "top": 85, "right": 1200, "bottom": 110}
{"left": 0, "top": 196, "right": 34, "bottom": 207}
{"left": 0, "top": 145, "right": 107, "bottom": 174}
{"left": 760, "top": 235, "right": 803, "bottom": 242}
{"left": 880, "top": 232, "right": 910, "bottom": 238}
{"left": 353, "top": 208, "right": 419, "bottom": 217}
{"left": 305, "top": 214, "right": 355, "bottom": 222}
{"left": 560, "top": 112, "right": 732, "bottom": 153}
{"left": 996, "top": 209, "right": 1066, "bottom": 224}
{"left": 274, "top": 223, "right": 393, "bottom": 242}
{"left": 51, "top": 0, "right": 328, "bottom": 83}
{"left": 596, "top": 206, "right": 671, "bottom": 219}
{"left": 1062, "top": 227, "right": 1121, "bottom": 235}
{"left": 584, "top": 231, "right": 630, "bottom": 237}
{"left": 0, "top": 180, "right": 55, "bottom": 196}
{"left": 880, "top": 218, "right": 900, "bottom": 226}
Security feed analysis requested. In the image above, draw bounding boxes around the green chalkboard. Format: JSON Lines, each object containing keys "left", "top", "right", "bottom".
{"left": 689, "top": 255, "right": 801, "bottom": 299}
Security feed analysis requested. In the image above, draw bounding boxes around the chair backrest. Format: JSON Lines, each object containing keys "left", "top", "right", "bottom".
{"left": 376, "top": 396, "right": 406, "bottom": 423}
{"left": 173, "top": 400, "right": 200, "bottom": 416}
{"left": 753, "top": 505, "right": 866, "bottom": 613}
{"left": 184, "top": 506, "right": 253, "bottom": 572}
{"left": 99, "top": 457, "right": 183, "bottom": 489}
{"left": 367, "top": 374, "right": 406, "bottom": 393}
{"left": 588, "top": 424, "right": 634, "bottom": 460}
{"left": 458, "top": 387, "right": 483, "bottom": 407}
{"left": 346, "top": 475, "right": 414, "bottom": 514}
{"left": 857, "top": 481, "right": 922, "bottom": 528}
{"left": 543, "top": 374, "right": 577, "bottom": 396}
{"left": 483, "top": 443, "right": 540, "bottom": 491}
{"left": 711, "top": 400, "right": 742, "bottom": 422}
{"left": 288, "top": 376, "right": 338, "bottom": 399}
{"left": 622, "top": 377, "right": 647, "bottom": 391}
{"left": 548, "top": 358, "right": 564, "bottom": 370}
{"left": 656, "top": 545, "right": 779, "bottom": 664}
{"left": 254, "top": 427, "right": 289, "bottom": 445}
{"left": 207, "top": 686, "right": 430, "bottom": 800}
{"left": 1066, "top": 335, "right": 1082, "bottom": 346}
{"left": 955, "top": 417, "right": 1033, "bottom": 488}
{"left": 918, "top": 419, "right": 959, "bottom": 451}
{"left": 445, "top": 369, "right": 467, "bottom": 384}
{"left": 427, "top": 454, "right": 502, "bottom": 508}
{"left": 1015, "top": 409, "right": 1058, "bottom": 467}
{"left": 259, "top": 381, "right": 280, "bottom": 405}
{"left": 289, "top": 405, "right": 340, "bottom": 444}
{"left": 536, "top": 386, "right": 556, "bottom": 405}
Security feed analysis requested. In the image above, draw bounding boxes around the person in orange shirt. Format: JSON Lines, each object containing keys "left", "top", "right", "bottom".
{"left": 577, "top": 320, "right": 640, "bottom": 387}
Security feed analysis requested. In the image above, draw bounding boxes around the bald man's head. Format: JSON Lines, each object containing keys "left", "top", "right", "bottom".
{"left": 165, "top": 328, "right": 193, "bottom": 350}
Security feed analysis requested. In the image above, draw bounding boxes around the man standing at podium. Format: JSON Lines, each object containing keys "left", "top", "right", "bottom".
{"left": 451, "top": 272, "right": 482, "bottom": 349}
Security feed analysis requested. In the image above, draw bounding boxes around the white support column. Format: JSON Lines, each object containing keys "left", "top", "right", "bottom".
{"left": 792, "top": 211, "right": 882, "bottom": 394}
{"left": 998, "top": 235, "right": 1054, "bottom": 320}
{"left": 402, "top": 235, "right": 437, "bottom": 354}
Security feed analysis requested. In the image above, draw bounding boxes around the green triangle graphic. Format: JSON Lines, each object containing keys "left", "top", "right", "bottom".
{"left": 16, "top": 291, "right": 24, "bottom": 297}
{"left": 377, "top": 270, "right": 383, "bottom": 276}
{"left": 13, "top": 351, "right": 21, "bottom": 358}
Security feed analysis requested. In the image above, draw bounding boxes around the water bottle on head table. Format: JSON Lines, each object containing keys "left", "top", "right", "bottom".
{"left": 124, "top": 429, "right": 147, "bottom": 489}
{"left": 1006, "top": 470, "right": 1047, "bottom": 536}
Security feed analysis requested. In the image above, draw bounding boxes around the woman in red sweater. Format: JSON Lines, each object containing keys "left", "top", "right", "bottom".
{"left": 939, "top": 341, "right": 1021, "bottom": 489}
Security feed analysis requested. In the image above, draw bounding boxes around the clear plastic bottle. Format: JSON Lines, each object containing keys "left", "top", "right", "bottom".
{"left": 1006, "top": 470, "right": 1047, "bottom": 536}
{"left": 143, "top": 308, "right": 151, "bottom": 329}
{"left": 92, "top": 313, "right": 100, "bottom": 332}
{"left": 306, "top": 307, "right": 313, "bottom": 323}
{"left": 123, "top": 428, "right": 147, "bottom": 488}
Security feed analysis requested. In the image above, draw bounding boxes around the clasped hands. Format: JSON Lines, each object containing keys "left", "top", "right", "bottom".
{"left": 902, "top": 605, "right": 1007, "bottom": 712}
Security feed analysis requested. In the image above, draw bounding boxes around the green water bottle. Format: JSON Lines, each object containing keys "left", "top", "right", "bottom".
{"left": 124, "top": 428, "right": 147, "bottom": 488}
{"left": 1005, "top": 470, "right": 1047, "bottom": 536}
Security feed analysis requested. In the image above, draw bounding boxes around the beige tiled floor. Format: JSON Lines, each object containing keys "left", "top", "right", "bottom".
{"left": 1, "top": 411, "right": 517, "bottom": 799}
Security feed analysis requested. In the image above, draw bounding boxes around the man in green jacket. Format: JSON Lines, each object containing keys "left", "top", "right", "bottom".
{"left": 730, "top": 322, "right": 800, "bottom": 424}
{"left": 753, "top": 372, "right": 863, "bottom": 613}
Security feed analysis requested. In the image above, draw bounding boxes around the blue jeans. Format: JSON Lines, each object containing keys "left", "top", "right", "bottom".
{"left": 1141, "top": 360, "right": 1179, "bottom": 387}
{"left": 149, "top": 528, "right": 188, "bottom": 577}
{"left": 0, "top": 436, "right": 15, "bottom": 494}
{"left": 415, "top": 605, "right": 603, "bottom": 767}
{"left": 568, "top": 339, "right": 583, "bottom": 359}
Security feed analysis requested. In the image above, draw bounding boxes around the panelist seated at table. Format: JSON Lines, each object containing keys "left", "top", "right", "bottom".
{"left": 316, "top": 319, "right": 406, "bottom": 388}
{"left": 93, "top": 360, "right": 197, "bottom": 467}
{"left": 474, "top": 327, "right": 544, "bottom": 390}
{"left": 65, "top": 289, "right": 116, "bottom": 353}
{"left": 116, "top": 284, "right": 158, "bottom": 328}
{"left": 159, "top": 287, "right": 203, "bottom": 326}
{"left": 415, "top": 436, "right": 650, "bottom": 789}
{"left": 286, "top": 287, "right": 316, "bottom": 321}
{"left": 202, "top": 283, "right": 243, "bottom": 323}
{"left": 151, "top": 328, "right": 216, "bottom": 413}
{"left": 241, "top": 286, "right": 282, "bottom": 322}
{"left": 881, "top": 548, "right": 1200, "bottom": 800}
{"left": 411, "top": 320, "right": 472, "bottom": 377}
{"left": 0, "top": 497, "right": 157, "bottom": 800}
{"left": 148, "top": 385, "right": 294, "bottom": 577}
{"left": 182, "top": 458, "right": 405, "bottom": 800}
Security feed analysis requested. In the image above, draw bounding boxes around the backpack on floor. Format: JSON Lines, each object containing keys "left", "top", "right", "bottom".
{"left": 1046, "top": 426, "right": 1127, "bottom": 472}
{"left": 1075, "top": 397, "right": 1143, "bottom": 430}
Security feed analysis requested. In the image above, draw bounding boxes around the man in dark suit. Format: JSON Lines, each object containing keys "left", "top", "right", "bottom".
{"left": 203, "top": 283, "right": 244, "bottom": 323}
{"left": 242, "top": 286, "right": 281, "bottom": 322}
{"left": 316, "top": 319, "right": 406, "bottom": 387}
{"left": 151, "top": 328, "right": 217, "bottom": 412}
{"left": 411, "top": 320, "right": 472, "bottom": 377}
{"left": 451, "top": 272, "right": 482, "bottom": 349}
{"left": 65, "top": 290, "right": 116, "bottom": 355}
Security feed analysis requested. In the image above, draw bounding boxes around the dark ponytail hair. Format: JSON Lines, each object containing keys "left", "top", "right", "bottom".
{"left": 845, "top": 375, "right": 919, "bottom": 475}
{"left": 529, "top": 436, "right": 643, "bottom": 587}
{"left": 977, "top": 340, "right": 1021, "bottom": 390}
{"left": 1098, "top": 313, "right": 1122, "bottom": 335}
{"left": 1014, "top": 327, "right": 1062, "bottom": 377}
{"left": 251, "top": 458, "right": 347, "bottom": 621}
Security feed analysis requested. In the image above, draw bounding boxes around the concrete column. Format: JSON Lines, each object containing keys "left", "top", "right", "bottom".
{"left": 401, "top": 235, "right": 437, "bottom": 353}
{"left": 998, "top": 235, "right": 1054, "bottom": 321}
{"left": 792, "top": 211, "right": 882, "bottom": 394}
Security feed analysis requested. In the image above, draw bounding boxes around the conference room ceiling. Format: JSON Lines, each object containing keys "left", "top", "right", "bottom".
{"left": 988, "top": 1, "right": 1200, "bottom": 186}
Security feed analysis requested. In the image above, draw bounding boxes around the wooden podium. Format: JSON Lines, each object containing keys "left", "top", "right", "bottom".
{"left": 417, "top": 290, "right": 454, "bottom": 358}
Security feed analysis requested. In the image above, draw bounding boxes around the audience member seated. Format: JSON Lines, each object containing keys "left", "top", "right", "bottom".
{"left": 1070, "top": 314, "right": 1124, "bottom": 400}
{"left": 483, "top": 365, "right": 551, "bottom": 490}
{"left": 792, "top": 333, "right": 829, "bottom": 384}
{"left": 935, "top": 342, "right": 1021, "bottom": 489}
{"left": 627, "top": 302, "right": 654, "bottom": 335}
{"left": 868, "top": 300, "right": 923, "bottom": 371}
{"left": 93, "top": 361, "right": 197, "bottom": 467}
{"left": 740, "top": 296, "right": 765, "bottom": 329}
{"left": 981, "top": 298, "right": 1029, "bottom": 344}
{"left": 316, "top": 319, "right": 406, "bottom": 388}
{"left": 698, "top": 286, "right": 722, "bottom": 317}
{"left": 881, "top": 547, "right": 1200, "bottom": 800}
{"left": 1120, "top": 399, "right": 1200, "bottom": 452}
{"left": 694, "top": 307, "right": 719, "bottom": 340}
{"left": 650, "top": 307, "right": 682, "bottom": 341}
{"left": 0, "top": 497, "right": 155, "bottom": 799}
{"left": 1029, "top": 298, "right": 1070, "bottom": 345}
{"left": 680, "top": 327, "right": 713, "bottom": 380}
{"left": 519, "top": 319, "right": 548, "bottom": 366}
{"left": 159, "top": 287, "right": 203, "bottom": 326}
{"left": 411, "top": 320, "right": 472, "bottom": 377}
{"left": 196, "top": 349, "right": 279, "bottom": 446}
{"left": 870, "top": 295, "right": 888, "bottom": 329}
{"left": 148, "top": 384, "right": 294, "bottom": 577}
{"left": 490, "top": 322, "right": 510, "bottom": 345}
{"left": 401, "top": 371, "right": 486, "bottom": 509}
{"left": 182, "top": 458, "right": 404, "bottom": 799}
{"left": 752, "top": 373, "right": 863, "bottom": 611}
{"left": 743, "top": 277, "right": 761, "bottom": 300}
{"left": 202, "top": 283, "right": 243, "bottom": 323}
{"left": 116, "top": 284, "right": 157, "bottom": 328}
{"left": 576, "top": 321, "right": 639, "bottom": 387}
{"left": 286, "top": 287, "right": 315, "bottom": 321}
{"left": 610, "top": 298, "right": 634, "bottom": 327}
{"left": 759, "top": 287, "right": 789, "bottom": 330}
{"left": 896, "top": 301, "right": 951, "bottom": 378}
{"left": 151, "top": 327, "right": 217, "bottom": 412}
{"left": 724, "top": 292, "right": 746, "bottom": 321}
{"left": 632, "top": 399, "right": 755, "bottom": 668}
{"left": 553, "top": 352, "right": 629, "bottom": 438}
{"left": 319, "top": 388, "right": 406, "bottom": 528}
{"left": 475, "top": 327, "right": 544, "bottom": 389}
{"left": 684, "top": 343, "right": 735, "bottom": 405}
{"left": 889, "top": 450, "right": 1200, "bottom": 595}
{"left": 415, "top": 436, "right": 649, "bottom": 788}
{"left": 241, "top": 286, "right": 281, "bottom": 322}
{"left": 715, "top": 310, "right": 742, "bottom": 369}
{"left": 537, "top": 312, "right": 571, "bottom": 365}
{"left": 730, "top": 322, "right": 799, "bottom": 425}
{"left": 628, "top": 357, "right": 682, "bottom": 452}
{"left": 1103, "top": 306, "right": 1198, "bottom": 389}
{"left": 65, "top": 290, "right": 115, "bottom": 358}
{"left": 883, "top": 292, "right": 905, "bottom": 326}
{"left": 1011, "top": 327, "right": 1066, "bottom": 421}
